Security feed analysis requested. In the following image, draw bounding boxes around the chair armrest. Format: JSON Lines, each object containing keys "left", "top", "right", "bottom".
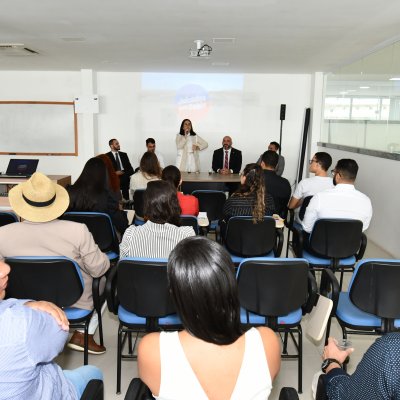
{"left": 284, "top": 208, "right": 294, "bottom": 229}
{"left": 279, "top": 387, "right": 299, "bottom": 400}
{"left": 124, "top": 378, "right": 154, "bottom": 400}
{"left": 274, "top": 228, "right": 284, "bottom": 257}
{"left": 80, "top": 379, "right": 104, "bottom": 400}
{"left": 215, "top": 223, "right": 222, "bottom": 243}
{"left": 92, "top": 276, "right": 105, "bottom": 316}
{"left": 320, "top": 269, "right": 340, "bottom": 315}
{"left": 302, "top": 271, "right": 318, "bottom": 315}
{"left": 105, "top": 264, "right": 119, "bottom": 314}
{"left": 356, "top": 233, "right": 367, "bottom": 261}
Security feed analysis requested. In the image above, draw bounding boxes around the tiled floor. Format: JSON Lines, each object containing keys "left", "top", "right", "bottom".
{"left": 56, "top": 235, "right": 393, "bottom": 400}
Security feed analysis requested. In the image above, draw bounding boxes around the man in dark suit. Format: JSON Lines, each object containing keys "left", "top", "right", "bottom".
{"left": 106, "top": 138, "right": 134, "bottom": 200}
{"left": 261, "top": 150, "right": 291, "bottom": 218}
{"left": 212, "top": 136, "right": 242, "bottom": 174}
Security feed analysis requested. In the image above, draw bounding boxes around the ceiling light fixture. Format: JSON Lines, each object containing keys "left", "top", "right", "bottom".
{"left": 389, "top": 77, "right": 400, "bottom": 81}
{"left": 189, "top": 40, "right": 212, "bottom": 59}
{"left": 359, "top": 86, "right": 370, "bottom": 89}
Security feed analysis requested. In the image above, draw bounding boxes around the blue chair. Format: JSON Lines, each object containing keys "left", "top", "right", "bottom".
{"left": 106, "top": 258, "right": 182, "bottom": 394}
{"left": 324, "top": 258, "right": 400, "bottom": 343}
{"left": 192, "top": 190, "right": 226, "bottom": 232}
{"left": 222, "top": 216, "right": 283, "bottom": 265}
{"left": 5, "top": 256, "right": 104, "bottom": 365}
{"left": 60, "top": 212, "right": 119, "bottom": 263}
{"left": 292, "top": 218, "right": 366, "bottom": 289}
{"left": 237, "top": 258, "right": 317, "bottom": 393}
{"left": 0, "top": 211, "right": 18, "bottom": 227}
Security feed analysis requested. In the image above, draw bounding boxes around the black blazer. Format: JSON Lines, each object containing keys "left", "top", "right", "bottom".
{"left": 212, "top": 148, "right": 242, "bottom": 174}
{"left": 106, "top": 151, "right": 134, "bottom": 177}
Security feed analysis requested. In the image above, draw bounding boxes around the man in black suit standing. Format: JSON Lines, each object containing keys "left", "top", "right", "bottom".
{"left": 212, "top": 136, "right": 242, "bottom": 174}
{"left": 106, "top": 138, "right": 134, "bottom": 200}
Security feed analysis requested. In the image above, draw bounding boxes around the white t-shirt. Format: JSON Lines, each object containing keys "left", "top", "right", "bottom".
{"left": 293, "top": 176, "right": 334, "bottom": 200}
{"left": 302, "top": 184, "right": 373, "bottom": 233}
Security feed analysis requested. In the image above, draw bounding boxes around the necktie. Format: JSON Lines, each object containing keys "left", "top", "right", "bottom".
{"left": 115, "top": 152, "right": 122, "bottom": 170}
{"left": 224, "top": 150, "right": 229, "bottom": 170}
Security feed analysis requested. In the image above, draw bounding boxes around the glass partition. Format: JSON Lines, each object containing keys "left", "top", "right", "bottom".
{"left": 322, "top": 41, "right": 400, "bottom": 155}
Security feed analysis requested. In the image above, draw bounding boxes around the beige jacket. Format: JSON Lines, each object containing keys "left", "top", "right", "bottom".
{"left": 0, "top": 219, "right": 110, "bottom": 310}
{"left": 175, "top": 133, "right": 208, "bottom": 172}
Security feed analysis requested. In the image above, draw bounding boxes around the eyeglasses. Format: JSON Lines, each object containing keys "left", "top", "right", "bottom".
{"left": 331, "top": 169, "right": 341, "bottom": 176}
{"left": 309, "top": 159, "right": 316, "bottom": 164}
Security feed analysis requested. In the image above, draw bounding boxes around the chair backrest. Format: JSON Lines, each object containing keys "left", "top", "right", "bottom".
{"left": 309, "top": 219, "right": 363, "bottom": 259}
{"left": 179, "top": 215, "right": 199, "bottom": 235}
{"left": 0, "top": 211, "right": 18, "bottom": 227}
{"left": 181, "top": 181, "right": 225, "bottom": 194}
{"left": 225, "top": 216, "right": 277, "bottom": 257}
{"left": 60, "top": 212, "right": 119, "bottom": 254}
{"left": 350, "top": 259, "right": 400, "bottom": 319}
{"left": 133, "top": 189, "right": 146, "bottom": 219}
{"left": 192, "top": 190, "right": 226, "bottom": 222}
{"left": 5, "top": 256, "right": 83, "bottom": 307}
{"left": 117, "top": 258, "right": 176, "bottom": 318}
{"left": 237, "top": 258, "right": 309, "bottom": 317}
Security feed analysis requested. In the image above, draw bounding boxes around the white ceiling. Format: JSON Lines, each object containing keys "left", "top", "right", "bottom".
{"left": 1, "top": 0, "right": 400, "bottom": 73}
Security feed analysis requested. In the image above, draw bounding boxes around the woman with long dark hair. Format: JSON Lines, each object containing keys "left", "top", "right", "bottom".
{"left": 176, "top": 119, "right": 208, "bottom": 172}
{"left": 67, "top": 157, "right": 128, "bottom": 235}
{"left": 129, "top": 151, "right": 162, "bottom": 198}
{"left": 120, "top": 180, "right": 195, "bottom": 258}
{"left": 222, "top": 163, "right": 275, "bottom": 223}
{"left": 161, "top": 165, "right": 199, "bottom": 216}
{"left": 138, "top": 236, "right": 280, "bottom": 399}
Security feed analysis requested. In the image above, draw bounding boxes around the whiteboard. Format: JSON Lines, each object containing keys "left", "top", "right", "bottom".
{"left": 0, "top": 102, "right": 77, "bottom": 155}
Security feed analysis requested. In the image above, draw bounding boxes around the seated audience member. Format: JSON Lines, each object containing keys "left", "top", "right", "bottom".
{"left": 97, "top": 153, "right": 123, "bottom": 202}
{"left": 261, "top": 150, "right": 291, "bottom": 217}
{"left": 302, "top": 159, "right": 373, "bottom": 233}
{"left": 257, "top": 141, "right": 285, "bottom": 176}
{"left": 0, "top": 261, "right": 103, "bottom": 400}
{"left": 138, "top": 236, "right": 281, "bottom": 399}
{"left": 68, "top": 157, "right": 128, "bottom": 235}
{"left": 222, "top": 163, "right": 275, "bottom": 223}
{"left": 321, "top": 335, "right": 400, "bottom": 399}
{"left": 288, "top": 152, "right": 333, "bottom": 221}
{"left": 0, "top": 172, "right": 110, "bottom": 354}
{"left": 120, "top": 180, "right": 195, "bottom": 258}
{"left": 161, "top": 165, "right": 199, "bottom": 216}
{"left": 130, "top": 151, "right": 162, "bottom": 199}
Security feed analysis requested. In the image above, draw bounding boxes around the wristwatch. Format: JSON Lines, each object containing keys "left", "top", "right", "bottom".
{"left": 321, "top": 358, "right": 342, "bottom": 373}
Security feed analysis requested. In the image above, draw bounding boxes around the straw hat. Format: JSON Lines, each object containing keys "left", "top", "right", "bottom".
{"left": 9, "top": 172, "right": 70, "bottom": 222}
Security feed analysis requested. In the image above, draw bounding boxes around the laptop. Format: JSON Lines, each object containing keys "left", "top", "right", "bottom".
{"left": 2, "top": 159, "right": 39, "bottom": 178}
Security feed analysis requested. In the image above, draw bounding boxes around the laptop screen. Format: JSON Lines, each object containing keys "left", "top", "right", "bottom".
{"left": 5, "top": 159, "right": 39, "bottom": 176}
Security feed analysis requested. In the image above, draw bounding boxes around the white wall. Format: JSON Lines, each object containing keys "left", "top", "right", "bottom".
{"left": 0, "top": 71, "right": 311, "bottom": 185}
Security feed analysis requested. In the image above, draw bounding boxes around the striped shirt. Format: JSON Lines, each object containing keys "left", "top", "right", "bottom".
{"left": 120, "top": 221, "right": 195, "bottom": 259}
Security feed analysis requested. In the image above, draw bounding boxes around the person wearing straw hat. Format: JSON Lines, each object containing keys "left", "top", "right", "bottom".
{"left": 0, "top": 172, "right": 110, "bottom": 354}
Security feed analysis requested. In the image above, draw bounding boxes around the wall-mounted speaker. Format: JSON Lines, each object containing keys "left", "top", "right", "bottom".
{"left": 280, "top": 104, "right": 286, "bottom": 121}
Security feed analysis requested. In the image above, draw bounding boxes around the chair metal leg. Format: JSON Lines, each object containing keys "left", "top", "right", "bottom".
{"left": 117, "top": 325, "right": 123, "bottom": 394}
{"left": 298, "top": 326, "right": 303, "bottom": 394}
{"left": 84, "top": 323, "right": 89, "bottom": 365}
{"left": 282, "top": 331, "right": 289, "bottom": 354}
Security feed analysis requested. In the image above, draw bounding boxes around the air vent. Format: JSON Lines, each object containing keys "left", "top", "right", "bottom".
{"left": 212, "top": 38, "right": 236, "bottom": 44}
{"left": 0, "top": 44, "right": 39, "bottom": 56}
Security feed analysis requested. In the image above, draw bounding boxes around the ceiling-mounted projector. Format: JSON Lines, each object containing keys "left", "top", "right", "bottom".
{"left": 189, "top": 40, "right": 212, "bottom": 59}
